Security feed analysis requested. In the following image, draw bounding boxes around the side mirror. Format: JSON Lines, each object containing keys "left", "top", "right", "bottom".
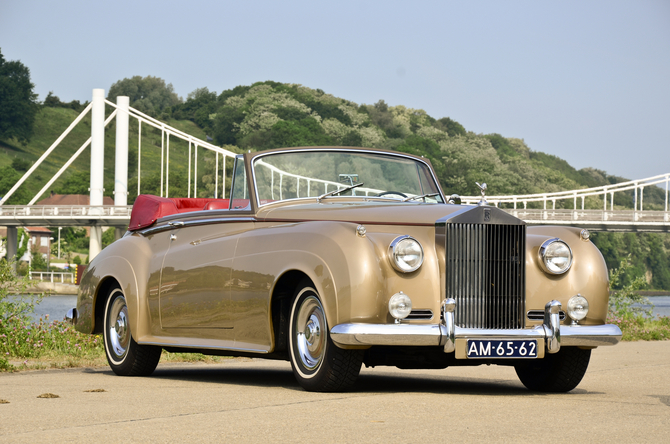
{"left": 448, "top": 194, "right": 461, "bottom": 205}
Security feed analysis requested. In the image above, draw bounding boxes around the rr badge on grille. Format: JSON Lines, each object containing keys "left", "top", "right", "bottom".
{"left": 484, "top": 209, "right": 491, "bottom": 222}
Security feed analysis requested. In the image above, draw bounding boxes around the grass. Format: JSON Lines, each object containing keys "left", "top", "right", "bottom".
{"left": 3, "top": 313, "right": 668, "bottom": 373}
{"left": 0, "top": 315, "right": 231, "bottom": 372}
{"left": 608, "top": 313, "right": 670, "bottom": 341}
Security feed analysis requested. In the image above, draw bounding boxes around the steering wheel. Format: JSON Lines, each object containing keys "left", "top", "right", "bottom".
{"left": 376, "top": 191, "right": 408, "bottom": 199}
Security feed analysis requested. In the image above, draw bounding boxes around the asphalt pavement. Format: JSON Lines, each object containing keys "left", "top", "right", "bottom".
{"left": 1, "top": 341, "right": 668, "bottom": 443}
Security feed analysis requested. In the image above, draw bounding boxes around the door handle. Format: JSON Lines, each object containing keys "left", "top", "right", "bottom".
{"left": 168, "top": 221, "right": 184, "bottom": 227}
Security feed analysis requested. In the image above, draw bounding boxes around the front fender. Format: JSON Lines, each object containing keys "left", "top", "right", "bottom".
{"left": 235, "top": 221, "right": 387, "bottom": 327}
{"left": 526, "top": 226, "right": 610, "bottom": 325}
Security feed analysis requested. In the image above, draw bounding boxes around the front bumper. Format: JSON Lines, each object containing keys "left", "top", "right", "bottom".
{"left": 330, "top": 299, "right": 622, "bottom": 356}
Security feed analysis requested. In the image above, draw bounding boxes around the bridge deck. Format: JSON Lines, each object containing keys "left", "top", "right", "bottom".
{"left": 0, "top": 205, "right": 668, "bottom": 232}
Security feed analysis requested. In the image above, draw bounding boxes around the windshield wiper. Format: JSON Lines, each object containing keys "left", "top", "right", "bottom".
{"left": 403, "top": 193, "right": 439, "bottom": 202}
{"left": 317, "top": 183, "right": 365, "bottom": 203}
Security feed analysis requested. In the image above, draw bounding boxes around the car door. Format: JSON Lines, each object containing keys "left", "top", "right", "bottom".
{"left": 159, "top": 221, "right": 237, "bottom": 335}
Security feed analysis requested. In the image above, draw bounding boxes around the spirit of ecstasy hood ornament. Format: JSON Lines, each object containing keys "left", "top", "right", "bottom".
{"left": 475, "top": 182, "right": 488, "bottom": 206}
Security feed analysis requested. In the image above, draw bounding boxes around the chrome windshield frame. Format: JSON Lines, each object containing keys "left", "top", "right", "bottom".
{"left": 249, "top": 147, "right": 446, "bottom": 208}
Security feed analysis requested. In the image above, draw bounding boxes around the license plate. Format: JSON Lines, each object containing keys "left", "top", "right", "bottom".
{"left": 466, "top": 340, "right": 538, "bottom": 359}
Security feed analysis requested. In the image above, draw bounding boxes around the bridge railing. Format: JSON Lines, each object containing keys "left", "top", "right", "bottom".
{"left": 461, "top": 173, "right": 670, "bottom": 213}
{"left": 0, "top": 91, "right": 239, "bottom": 207}
{"left": 503, "top": 208, "right": 670, "bottom": 224}
{"left": 30, "top": 271, "right": 75, "bottom": 284}
{"left": 0, "top": 205, "right": 132, "bottom": 218}
{"left": 255, "top": 159, "right": 384, "bottom": 199}
{"left": 102, "top": 99, "right": 237, "bottom": 199}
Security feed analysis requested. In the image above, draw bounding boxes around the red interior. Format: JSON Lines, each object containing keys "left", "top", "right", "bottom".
{"left": 128, "top": 195, "right": 231, "bottom": 231}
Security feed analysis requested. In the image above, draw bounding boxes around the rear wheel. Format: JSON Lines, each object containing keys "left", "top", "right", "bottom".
{"left": 515, "top": 347, "right": 591, "bottom": 392}
{"left": 103, "top": 287, "right": 162, "bottom": 376}
{"left": 288, "top": 284, "right": 362, "bottom": 392}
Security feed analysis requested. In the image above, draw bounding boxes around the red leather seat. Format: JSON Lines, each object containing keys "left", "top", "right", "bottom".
{"left": 128, "top": 195, "right": 231, "bottom": 231}
{"left": 204, "top": 199, "right": 230, "bottom": 210}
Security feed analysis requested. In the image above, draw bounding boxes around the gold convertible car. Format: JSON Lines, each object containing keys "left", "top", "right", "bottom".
{"left": 68, "top": 147, "right": 622, "bottom": 392}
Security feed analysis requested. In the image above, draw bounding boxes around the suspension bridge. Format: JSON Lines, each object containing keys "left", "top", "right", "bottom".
{"left": 1, "top": 89, "right": 668, "bottom": 262}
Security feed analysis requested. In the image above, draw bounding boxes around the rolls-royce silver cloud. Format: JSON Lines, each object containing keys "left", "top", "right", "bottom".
{"left": 67, "top": 147, "right": 622, "bottom": 392}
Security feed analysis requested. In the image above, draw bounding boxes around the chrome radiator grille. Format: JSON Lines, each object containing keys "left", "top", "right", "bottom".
{"left": 445, "top": 223, "right": 525, "bottom": 329}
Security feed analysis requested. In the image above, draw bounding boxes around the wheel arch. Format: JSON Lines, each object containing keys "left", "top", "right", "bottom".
{"left": 269, "top": 270, "right": 313, "bottom": 353}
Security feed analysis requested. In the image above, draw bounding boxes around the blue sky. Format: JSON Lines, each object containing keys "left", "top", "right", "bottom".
{"left": 1, "top": 0, "right": 668, "bottom": 181}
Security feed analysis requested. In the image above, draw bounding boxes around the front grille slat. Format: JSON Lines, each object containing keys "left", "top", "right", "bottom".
{"left": 446, "top": 222, "right": 525, "bottom": 330}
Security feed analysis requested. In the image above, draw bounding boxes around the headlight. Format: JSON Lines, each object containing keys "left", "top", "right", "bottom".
{"left": 538, "top": 238, "right": 572, "bottom": 275}
{"left": 389, "top": 292, "right": 412, "bottom": 320}
{"left": 389, "top": 236, "right": 424, "bottom": 273}
{"left": 567, "top": 295, "right": 589, "bottom": 322}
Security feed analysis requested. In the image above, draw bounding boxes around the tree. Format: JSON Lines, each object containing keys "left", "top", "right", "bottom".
{"left": 175, "top": 87, "right": 218, "bottom": 131}
{"left": 43, "top": 91, "right": 86, "bottom": 112}
{"left": 31, "top": 246, "right": 48, "bottom": 271}
{"left": 0, "top": 48, "right": 39, "bottom": 142}
{"left": 266, "top": 118, "right": 334, "bottom": 149}
{"left": 434, "top": 117, "right": 466, "bottom": 137}
{"left": 54, "top": 171, "right": 90, "bottom": 195}
{"left": 0, "top": 165, "right": 30, "bottom": 204}
{"left": 107, "top": 76, "right": 182, "bottom": 118}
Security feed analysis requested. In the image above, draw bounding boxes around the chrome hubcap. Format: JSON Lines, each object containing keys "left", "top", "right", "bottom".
{"left": 108, "top": 295, "right": 130, "bottom": 360}
{"left": 295, "top": 295, "right": 326, "bottom": 370}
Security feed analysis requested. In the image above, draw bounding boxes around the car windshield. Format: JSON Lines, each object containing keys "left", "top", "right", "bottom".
{"left": 252, "top": 150, "right": 443, "bottom": 205}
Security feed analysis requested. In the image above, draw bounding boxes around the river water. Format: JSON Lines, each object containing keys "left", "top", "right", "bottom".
{"left": 8, "top": 294, "right": 670, "bottom": 323}
{"left": 8, "top": 295, "right": 78, "bottom": 322}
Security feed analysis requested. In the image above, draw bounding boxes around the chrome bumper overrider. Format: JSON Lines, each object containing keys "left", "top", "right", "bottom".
{"left": 330, "top": 299, "right": 622, "bottom": 355}
{"left": 65, "top": 308, "right": 77, "bottom": 325}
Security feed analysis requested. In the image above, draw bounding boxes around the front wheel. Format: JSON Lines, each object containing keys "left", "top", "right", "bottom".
{"left": 288, "top": 285, "right": 362, "bottom": 392}
{"left": 515, "top": 347, "right": 591, "bottom": 392}
{"left": 103, "top": 287, "right": 162, "bottom": 376}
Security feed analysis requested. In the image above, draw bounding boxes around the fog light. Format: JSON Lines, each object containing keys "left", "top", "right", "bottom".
{"left": 567, "top": 294, "right": 589, "bottom": 323}
{"left": 389, "top": 292, "right": 412, "bottom": 321}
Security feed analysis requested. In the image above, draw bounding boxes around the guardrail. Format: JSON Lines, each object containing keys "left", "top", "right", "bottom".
{"left": 30, "top": 271, "right": 74, "bottom": 284}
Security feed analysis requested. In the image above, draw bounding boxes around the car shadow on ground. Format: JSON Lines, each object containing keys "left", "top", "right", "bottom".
{"left": 99, "top": 362, "right": 600, "bottom": 397}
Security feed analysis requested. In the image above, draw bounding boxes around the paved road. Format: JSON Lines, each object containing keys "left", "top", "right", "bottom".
{"left": 1, "top": 341, "right": 668, "bottom": 443}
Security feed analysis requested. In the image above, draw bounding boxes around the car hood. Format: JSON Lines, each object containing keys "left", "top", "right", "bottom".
{"left": 256, "top": 200, "right": 475, "bottom": 226}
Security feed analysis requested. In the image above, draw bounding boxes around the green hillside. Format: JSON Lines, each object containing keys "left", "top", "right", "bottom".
{"left": 0, "top": 106, "right": 237, "bottom": 204}
{"left": 0, "top": 80, "right": 668, "bottom": 289}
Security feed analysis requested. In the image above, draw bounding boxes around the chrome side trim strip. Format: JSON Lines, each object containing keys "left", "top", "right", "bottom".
{"left": 138, "top": 340, "right": 270, "bottom": 354}
{"left": 140, "top": 217, "right": 256, "bottom": 236}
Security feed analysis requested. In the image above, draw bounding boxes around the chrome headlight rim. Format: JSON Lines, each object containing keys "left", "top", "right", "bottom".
{"left": 538, "top": 238, "right": 573, "bottom": 275}
{"left": 388, "top": 235, "right": 424, "bottom": 273}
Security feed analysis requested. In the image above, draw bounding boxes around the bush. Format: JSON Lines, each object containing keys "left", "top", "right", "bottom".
{"left": 0, "top": 259, "right": 42, "bottom": 370}
{"left": 608, "top": 255, "right": 651, "bottom": 317}
{"left": 0, "top": 258, "right": 103, "bottom": 371}
{"left": 606, "top": 255, "right": 670, "bottom": 341}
